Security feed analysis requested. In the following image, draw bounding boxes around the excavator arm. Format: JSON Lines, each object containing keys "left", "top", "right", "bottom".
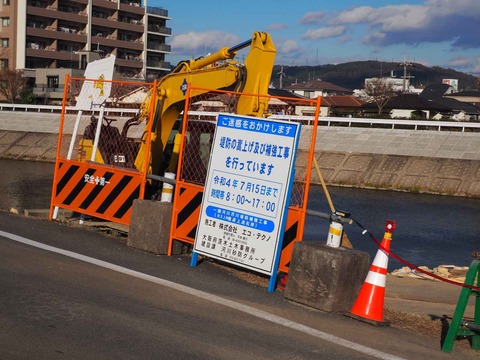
{"left": 135, "top": 31, "right": 276, "bottom": 176}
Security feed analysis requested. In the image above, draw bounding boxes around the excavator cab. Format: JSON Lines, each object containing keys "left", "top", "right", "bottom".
{"left": 78, "top": 115, "right": 141, "bottom": 169}
{"left": 181, "top": 119, "right": 216, "bottom": 185}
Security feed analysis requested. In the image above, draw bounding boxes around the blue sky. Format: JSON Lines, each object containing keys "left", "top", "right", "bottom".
{"left": 148, "top": 0, "right": 480, "bottom": 75}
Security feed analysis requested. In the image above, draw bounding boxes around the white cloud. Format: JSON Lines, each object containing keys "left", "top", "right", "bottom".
{"left": 426, "top": 0, "right": 480, "bottom": 16}
{"left": 335, "top": 6, "right": 374, "bottom": 24}
{"left": 336, "top": 5, "right": 429, "bottom": 32}
{"left": 170, "top": 31, "right": 242, "bottom": 55}
{"left": 333, "top": 1, "right": 480, "bottom": 49}
{"left": 301, "top": 26, "right": 346, "bottom": 40}
{"left": 266, "top": 23, "right": 287, "bottom": 31}
{"left": 279, "top": 40, "right": 300, "bottom": 54}
{"left": 300, "top": 11, "right": 326, "bottom": 25}
{"left": 447, "top": 57, "right": 473, "bottom": 68}
{"left": 363, "top": 32, "right": 385, "bottom": 44}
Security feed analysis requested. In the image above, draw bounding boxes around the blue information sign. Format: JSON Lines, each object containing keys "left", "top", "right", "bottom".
{"left": 193, "top": 113, "right": 301, "bottom": 281}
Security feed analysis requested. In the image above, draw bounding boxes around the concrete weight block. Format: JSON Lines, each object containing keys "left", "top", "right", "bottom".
{"left": 284, "top": 241, "right": 370, "bottom": 313}
{"left": 128, "top": 199, "right": 182, "bottom": 255}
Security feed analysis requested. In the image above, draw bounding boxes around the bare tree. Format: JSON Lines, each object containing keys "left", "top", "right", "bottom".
{"left": 364, "top": 77, "right": 397, "bottom": 115}
{"left": 0, "top": 69, "right": 27, "bottom": 103}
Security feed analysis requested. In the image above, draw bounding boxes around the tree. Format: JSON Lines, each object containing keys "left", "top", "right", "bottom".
{"left": 364, "top": 77, "right": 397, "bottom": 115}
{"left": 0, "top": 69, "right": 27, "bottom": 103}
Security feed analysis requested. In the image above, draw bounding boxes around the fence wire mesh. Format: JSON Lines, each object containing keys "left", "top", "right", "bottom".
{"left": 180, "top": 88, "right": 320, "bottom": 208}
{"left": 59, "top": 77, "right": 154, "bottom": 171}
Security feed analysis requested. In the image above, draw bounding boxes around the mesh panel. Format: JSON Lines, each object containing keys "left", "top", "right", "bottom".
{"left": 181, "top": 88, "right": 319, "bottom": 209}
{"left": 52, "top": 77, "right": 155, "bottom": 225}
{"left": 60, "top": 77, "right": 153, "bottom": 171}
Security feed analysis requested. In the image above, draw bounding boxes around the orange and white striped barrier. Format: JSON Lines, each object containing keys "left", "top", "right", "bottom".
{"left": 349, "top": 220, "right": 396, "bottom": 326}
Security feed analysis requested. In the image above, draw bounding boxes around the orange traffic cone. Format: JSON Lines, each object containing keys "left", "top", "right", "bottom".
{"left": 349, "top": 220, "right": 396, "bottom": 326}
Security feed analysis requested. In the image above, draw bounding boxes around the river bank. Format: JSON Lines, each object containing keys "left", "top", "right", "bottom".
{"left": 1, "top": 127, "right": 479, "bottom": 198}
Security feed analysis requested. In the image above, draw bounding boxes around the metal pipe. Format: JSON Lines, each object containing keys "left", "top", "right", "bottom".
{"left": 147, "top": 173, "right": 176, "bottom": 185}
{"left": 228, "top": 39, "right": 252, "bottom": 54}
{"left": 305, "top": 209, "right": 330, "bottom": 220}
{"left": 305, "top": 209, "right": 353, "bottom": 225}
{"left": 462, "top": 321, "right": 480, "bottom": 333}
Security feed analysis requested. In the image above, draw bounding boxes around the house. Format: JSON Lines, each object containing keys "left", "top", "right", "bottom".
{"left": 283, "top": 79, "right": 353, "bottom": 98}
{"left": 320, "top": 96, "right": 365, "bottom": 117}
{"left": 444, "top": 91, "right": 480, "bottom": 107}
{"left": 188, "top": 88, "right": 305, "bottom": 116}
{"left": 362, "top": 93, "right": 451, "bottom": 119}
{"left": 420, "top": 84, "right": 480, "bottom": 121}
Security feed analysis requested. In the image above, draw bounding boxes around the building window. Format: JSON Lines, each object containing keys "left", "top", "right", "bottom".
{"left": 1, "top": 39, "right": 8, "bottom": 48}
{"left": 81, "top": 54, "right": 87, "bottom": 70}
{"left": 0, "top": 80, "right": 7, "bottom": 89}
{"left": 2, "top": 18, "right": 9, "bottom": 27}
{"left": 47, "top": 76, "right": 59, "bottom": 89}
{"left": 0, "top": 59, "right": 8, "bottom": 69}
{"left": 3, "top": 0, "right": 10, "bottom": 5}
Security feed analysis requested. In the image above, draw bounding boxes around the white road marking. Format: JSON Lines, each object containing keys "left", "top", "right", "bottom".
{"left": 0, "top": 229, "right": 405, "bottom": 360}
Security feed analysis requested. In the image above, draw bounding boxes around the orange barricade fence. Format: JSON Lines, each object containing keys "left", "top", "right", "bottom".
{"left": 169, "top": 87, "right": 320, "bottom": 273}
{"left": 49, "top": 76, "right": 156, "bottom": 225}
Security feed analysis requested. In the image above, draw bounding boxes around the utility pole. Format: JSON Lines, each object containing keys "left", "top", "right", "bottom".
{"left": 277, "top": 65, "right": 285, "bottom": 89}
{"left": 398, "top": 55, "right": 414, "bottom": 92}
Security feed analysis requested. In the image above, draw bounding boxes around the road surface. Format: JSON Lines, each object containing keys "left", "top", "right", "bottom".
{"left": 0, "top": 211, "right": 472, "bottom": 359}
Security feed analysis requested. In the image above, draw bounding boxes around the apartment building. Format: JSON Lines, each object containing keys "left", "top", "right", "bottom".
{"left": 0, "top": 0, "right": 171, "bottom": 102}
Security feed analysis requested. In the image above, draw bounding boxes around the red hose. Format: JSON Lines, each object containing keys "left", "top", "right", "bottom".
{"left": 352, "top": 218, "right": 480, "bottom": 291}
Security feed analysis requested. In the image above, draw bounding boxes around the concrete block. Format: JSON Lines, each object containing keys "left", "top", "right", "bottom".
{"left": 128, "top": 199, "right": 182, "bottom": 255}
{"left": 284, "top": 241, "right": 370, "bottom": 313}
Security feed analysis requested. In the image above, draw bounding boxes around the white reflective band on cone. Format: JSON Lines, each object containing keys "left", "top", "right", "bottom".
{"left": 160, "top": 172, "right": 175, "bottom": 202}
{"left": 365, "top": 271, "right": 387, "bottom": 287}
{"left": 372, "top": 249, "right": 389, "bottom": 268}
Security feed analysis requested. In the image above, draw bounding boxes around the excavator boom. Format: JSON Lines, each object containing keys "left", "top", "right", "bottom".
{"left": 136, "top": 31, "right": 276, "bottom": 176}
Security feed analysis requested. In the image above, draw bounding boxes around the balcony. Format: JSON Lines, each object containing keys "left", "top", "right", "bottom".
{"left": 92, "top": 17, "right": 143, "bottom": 33}
{"left": 146, "top": 60, "right": 170, "bottom": 70}
{"left": 116, "top": 57, "right": 143, "bottom": 69}
{"left": 26, "top": 47, "right": 81, "bottom": 61}
{"left": 27, "top": 27, "right": 87, "bottom": 42}
{"left": 93, "top": 0, "right": 118, "bottom": 10}
{"left": 92, "top": 35, "right": 143, "bottom": 51}
{"left": 147, "top": 25, "right": 171, "bottom": 35}
{"left": 27, "top": 6, "right": 87, "bottom": 23}
{"left": 119, "top": 2, "right": 144, "bottom": 15}
{"left": 146, "top": 7, "right": 169, "bottom": 18}
{"left": 147, "top": 43, "right": 171, "bottom": 52}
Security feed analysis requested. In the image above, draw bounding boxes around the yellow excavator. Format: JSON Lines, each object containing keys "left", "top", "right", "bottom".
{"left": 78, "top": 31, "right": 276, "bottom": 186}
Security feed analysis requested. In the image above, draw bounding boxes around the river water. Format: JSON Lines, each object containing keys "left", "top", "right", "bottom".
{"left": 0, "top": 158, "right": 479, "bottom": 270}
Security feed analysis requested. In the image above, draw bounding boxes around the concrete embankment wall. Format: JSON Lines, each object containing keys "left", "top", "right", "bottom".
{"left": 309, "top": 127, "right": 480, "bottom": 198}
{"left": 0, "top": 112, "right": 479, "bottom": 198}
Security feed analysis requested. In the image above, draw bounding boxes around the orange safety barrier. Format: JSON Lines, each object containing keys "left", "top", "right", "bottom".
{"left": 168, "top": 86, "right": 321, "bottom": 273}
{"left": 49, "top": 75, "right": 156, "bottom": 225}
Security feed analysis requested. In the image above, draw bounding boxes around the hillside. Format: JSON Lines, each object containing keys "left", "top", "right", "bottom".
{"left": 272, "top": 61, "right": 478, "bottom": 91}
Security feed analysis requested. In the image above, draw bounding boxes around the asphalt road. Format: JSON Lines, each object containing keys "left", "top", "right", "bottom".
{"left": 0, "top": 211, "right": 473, "bottom": 360}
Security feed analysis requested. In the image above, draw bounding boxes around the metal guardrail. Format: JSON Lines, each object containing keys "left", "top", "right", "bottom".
{"left": 0, "top": 104, "right": 479, "bottom": 132}
{"left": 0, "top": 104, "right": 138, "bottom": 117}
{"left": 270, "top": 115, "right": 480, "bottom": 132}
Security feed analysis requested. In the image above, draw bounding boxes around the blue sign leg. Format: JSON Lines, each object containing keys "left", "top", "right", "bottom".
{"left": 268, "top": 274, "right": 277, "bottom": 292}
{"left": 190, "top": 251, "right": 199, "bottom": 268}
